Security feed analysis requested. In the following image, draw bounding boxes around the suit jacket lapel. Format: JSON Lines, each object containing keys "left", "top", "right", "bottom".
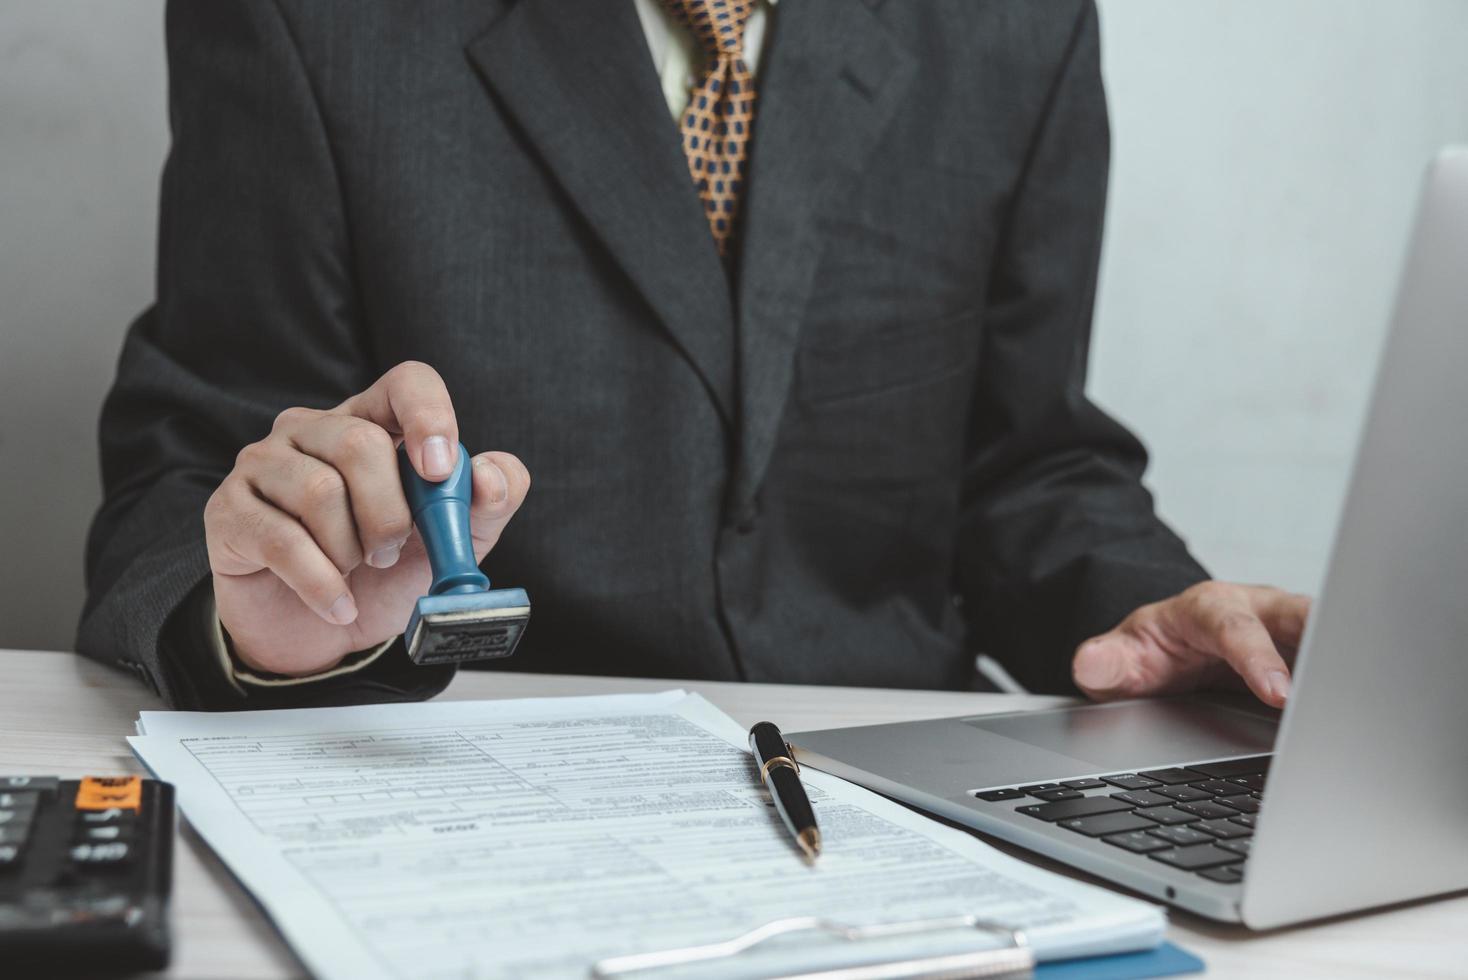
{"left": 466, "top": 0, "right": 736, "bottom": 425}
{"left": 730, "top": 0, "right": 915, "bottom": 510}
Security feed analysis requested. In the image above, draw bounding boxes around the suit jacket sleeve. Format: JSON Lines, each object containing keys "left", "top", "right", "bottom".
{"left": 955, "top": 1, "right": 1210, "bottom": 695}
{"left": 76, "top": 0, "right": 455, "bottom": 709}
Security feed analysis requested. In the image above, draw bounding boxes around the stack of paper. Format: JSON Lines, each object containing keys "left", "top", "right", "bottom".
{"left": 130, "top": 691, "right": 1166, "bottom": 979}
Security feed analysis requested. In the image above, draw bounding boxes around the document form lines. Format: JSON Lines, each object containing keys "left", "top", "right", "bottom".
{"left": 132, "top": 691, "right": 1166, "bottom": 979}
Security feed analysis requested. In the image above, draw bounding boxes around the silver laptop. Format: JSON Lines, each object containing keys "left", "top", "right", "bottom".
{"left": 793, "top": 148, "right": 1468, "bottom": 930}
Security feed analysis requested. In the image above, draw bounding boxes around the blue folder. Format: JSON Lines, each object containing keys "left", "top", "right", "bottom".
{"left": 1037, "top": 941, "right": 1204, "bottom": 980}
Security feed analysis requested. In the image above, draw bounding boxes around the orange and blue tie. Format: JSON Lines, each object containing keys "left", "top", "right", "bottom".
{"left": 658, "top": 0, "right": 759, "bottom": 257}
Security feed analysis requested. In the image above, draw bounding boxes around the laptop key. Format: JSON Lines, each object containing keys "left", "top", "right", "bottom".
{"left": 1018, "top": 783, "right": 1062, "bottom": 795}
{"left": 1190, "top": 780, "right": 1244, "bottom": 797}
{"left": 1103, "top": 830, "right": 1172, "bottom": 854}
{"left": 1136, "top": 806, "right": 1198, "bottom": 826}
{"left": 1194, "top": 818, "right": 1252, "bottom": 839}
{"left": 1218, "top": 838, "right": 1251, "bottom": 857}
{"left": 1215, "top": 795, "right": 1261, "bottom": 814}
{"left": 1059, "top": 812, "right": 1155, "bottom": 837}
{"left": 1137, "top": 767, "right": 1207, "bottom": 785}
{"left": 1189, "top": 756, "right": 1271, "bottom": 779}
{"left": 1061, "top": 778, "right": 1106, "bottom": 790}
{"left": 1198, "top": 864, "right": 1246, "bottom": 884}
{"left": 1230, "top": 774, "right": 1266, "bottom": 792}
{"left": 1017, "top": 795, "right": 1134, "bottom": 822}
{"left": 1228, "top": 814, "right": 1257, "bottom": 829}
{"left": 1174, "top": 800, "right": 1236, "bottom": 821}
{"left": 1149, "top": 844, "right": 1242, "bottom": 871}
{"left": 1152, "top": 785, "right": 1211, "bottom": 803}
{"left": 1101, "top": 774, "right": 1161, "bottom": 791}
{"left": 1031, "top": 788, "right": 1084, "bottom": 802}
{"left": 1146, "top": 825, "right": 1213, "bottom": 847}
{"left": 975, "top": 788, "right": 1025, "bottom": 802}
{"left": 1111, "top": 790, "right": 1172, "bottom": 808}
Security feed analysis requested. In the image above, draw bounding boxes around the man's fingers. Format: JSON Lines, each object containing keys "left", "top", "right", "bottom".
{"left": 245, "top": 445, "right": 364, "bottom": 575}
{"left": 468, "top": 451, "right": 530, "bottom": 558}
{"left": 1251, "top": 590, "right": 1311, "bottom": 656}
{"left": 206, "top": 485, "right": 358, "bottom": 626}
{"left": 288, "top": 414, "right": 413, "bottom": 567}
{"left": 1179, "top": 590, "right": 1292, "bottom": 708}
{"left": 337, "top": 361, "right": 459, "bottom": 482}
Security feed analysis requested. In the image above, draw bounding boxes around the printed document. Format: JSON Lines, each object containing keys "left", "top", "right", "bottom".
{"left": 130, "top": 691, "right": 1164, "bottom": 979}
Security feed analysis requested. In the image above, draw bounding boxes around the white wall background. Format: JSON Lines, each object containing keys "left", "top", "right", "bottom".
{"left": 0, "top": 1, "right": 1465, "bottom": 651}
{"left": 0, "top": 1, "right": 168, "bottom": 651}
{"left": 1092, "top": 0, "right": 1468, "bottom": 593}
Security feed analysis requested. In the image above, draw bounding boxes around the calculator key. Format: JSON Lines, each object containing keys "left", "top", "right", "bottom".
{"left": 1059, "top": 812, "right": 1155, "bottom": 837}
{"left": 75, "top": 776, "right": 143, "bottom": 812}
{"left": 0, "top": 792, "right": 39, "bottom": 809}
{"left": 1190, "top": 780, "right": 1244, "bottom": 797}
{"left": 1111, "top": 790, "right": 1172, "bottom": 808}
{"left": 0, "top": 807, "right": 36, "bottom": 826}
{"left": 1152, "top": 785, "right": 1212, "bottom": 803}
{"left": 1017, "top": 795, "right": 1133, "bottom": 822}
{"left": 1101, "top": 774, "right": 1161, "bottom": 791}
{"left": 1188, "top": 757, "right": 1271, "bottom": 779}
{"left": 1103, "top": 830, "right": 1172, "bottom": 854}
{"left": 1137, "top": 767, "right": 1207, "bottom": 785}
{"left": 1228, "top": 814, "right": 1257, "bottom": 829}
{"left": 0, "top": 776, "right": 58, "bottom": 794}
{"left": 1031, "top": 788, "right": 1084, "bottom": 802}
{"left": 975, "top": 788, "right": 1025, "bottom": 802}
{"left": 1215, "top": 795, "right": 1261, "bottom": 814}
{"left": 1198, "top": 864, "right": 1246, "bottom": 884}
{"left": 0, "top": 826, "right": 31, "bottom": 845}
{"left": 1018, "top": 783, "right": 1062, "bottom": 795}
{"left": 1146, "top": 825, "right": 1214, "bottom": 847}
{"left": 1061, "top": 778, "right": 1106, "bottom": 790}
{"left": 1218, "top": 838, "right": 1252, "bottom": 857}
{"left": 70, "top": 842, "right": 132, "bottom": 867}
{"left": 77, "top": 807, "right": 137, "bottom": 826}
{"left": 0, "top": 844, "right": 20, "bottom": 867}
{"left": 59, "top": 893, "right": 133, "bottom": 922}
{"left": 1149, "top": 844, "right": 1242, "bottom": 871}
{"left": 1194, "top": 818, "right": 1252, "bottom": 840}
{"left": 77, "top": 824, "right": 134, "bottom": 843}
{"left": 1135, "top": 806, "right": 1198, "bottom": 826}
{"left": 1174, "top": 800, "right": 1236, "bottom": 821}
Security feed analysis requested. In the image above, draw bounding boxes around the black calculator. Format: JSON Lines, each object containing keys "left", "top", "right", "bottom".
{"left": 0, "top": 776, "right": 174, "bottom": 973}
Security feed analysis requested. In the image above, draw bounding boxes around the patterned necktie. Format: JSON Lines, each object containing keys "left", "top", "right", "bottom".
{"left": 659, "top": 0, "right": 760, "bottom": 257}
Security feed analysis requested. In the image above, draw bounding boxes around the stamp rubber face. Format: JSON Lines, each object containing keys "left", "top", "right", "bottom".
{"left": 408, "top": 611, "right": 529, "bottom": 665}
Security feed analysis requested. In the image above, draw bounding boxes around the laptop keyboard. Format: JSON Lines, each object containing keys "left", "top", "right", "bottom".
{"left": 974, "top": 755, "right": 1270, "bottom": 885}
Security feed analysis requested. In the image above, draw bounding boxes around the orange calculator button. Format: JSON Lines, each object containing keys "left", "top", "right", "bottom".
{"left": 74, "top": 776, "right": 143, "bottom": 812}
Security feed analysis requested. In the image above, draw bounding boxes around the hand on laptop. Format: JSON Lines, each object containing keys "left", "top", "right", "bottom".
{"left": 1071, "top": 582, "right": 1311, "bottom": 708}
{"left": 203, "top": 361, "right": 531, "bottom": 677}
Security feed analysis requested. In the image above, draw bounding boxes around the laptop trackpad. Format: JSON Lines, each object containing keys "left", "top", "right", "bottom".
{"left": 964, "top": 698, "right": 1278, "bottom": 773}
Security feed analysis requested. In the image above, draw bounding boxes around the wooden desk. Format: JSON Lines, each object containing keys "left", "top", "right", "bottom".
{"left": 1, "top": 648, "right": 1460, "bottom": 978}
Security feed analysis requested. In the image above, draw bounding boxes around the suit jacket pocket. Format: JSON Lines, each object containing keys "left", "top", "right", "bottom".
{"left": 796, "top": 308, "right": 979, "bottom": 409}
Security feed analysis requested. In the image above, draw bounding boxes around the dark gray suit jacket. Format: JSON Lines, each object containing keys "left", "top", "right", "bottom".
{"left": 79, "top": 0, "right": 1208, "bottom": 709}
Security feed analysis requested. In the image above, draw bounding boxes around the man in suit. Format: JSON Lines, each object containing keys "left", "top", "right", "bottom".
{"left": 80, "top": 0, "right": 1309, "bottom": 711}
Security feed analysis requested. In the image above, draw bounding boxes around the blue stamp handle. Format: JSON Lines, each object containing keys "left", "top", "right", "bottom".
{"left": 398, "top": 443, "right": 491, "bottom": 596}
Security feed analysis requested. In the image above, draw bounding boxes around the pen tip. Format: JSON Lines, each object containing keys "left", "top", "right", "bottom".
{"left": 798, "top": 828, "right": 822, "bottom": 862}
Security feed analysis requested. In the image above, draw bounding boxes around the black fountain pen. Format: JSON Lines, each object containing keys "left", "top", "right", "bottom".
{"left": 749, "top": 721, "right": 821, "bottom": 862}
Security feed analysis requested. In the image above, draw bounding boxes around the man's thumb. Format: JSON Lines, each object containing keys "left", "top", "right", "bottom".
{"left": 1072, "top": 636, "right": 1140, "bottom": 700}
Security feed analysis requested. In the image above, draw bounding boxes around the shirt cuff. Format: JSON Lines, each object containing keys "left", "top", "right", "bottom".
{"left": 203, "top": 594, "right": 396, "bottom": 693}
